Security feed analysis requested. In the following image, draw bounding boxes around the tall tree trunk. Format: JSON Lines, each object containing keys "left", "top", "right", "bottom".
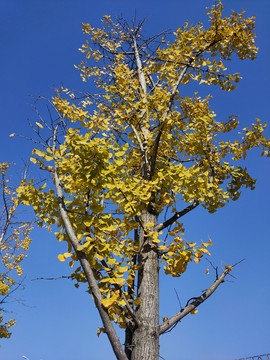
{"left": 131, "top": 206, "right": 159, "bottom": 360}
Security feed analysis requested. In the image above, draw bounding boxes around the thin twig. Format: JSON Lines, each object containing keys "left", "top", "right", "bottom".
{"left": 31, "top": 276, "right": 71, "bottom": 281}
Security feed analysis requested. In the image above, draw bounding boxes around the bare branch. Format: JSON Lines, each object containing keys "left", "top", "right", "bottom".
{"left": 155, "top": 200, "right": 199, "bottom": 232}
{"left": 206, "top": 258, "right": 219, "bottom": 280}
{"left": 130, "top": 123, "right": 147, "bottom": 157}
{"left": 11, "top": 133, "right": 46, "bottom": 147}
{"left": 159, "top": 267, "right": 231, "bottom": 335}
{"left": 31, "top": 276, "right": 71, "bottom": 281}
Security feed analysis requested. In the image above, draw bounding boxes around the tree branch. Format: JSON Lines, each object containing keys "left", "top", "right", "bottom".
{"left": 129, "top": 123, "right": 149, "bottom": 171}
{"left": 52, "top": 130, "right": 128, "bottom": 360}
{"left": 155, "top": 200, "right": 199, "bottom": 232}
{"left": 149, "top": 124, "right": 164, "bottom": 180}
{"left": 132, "top": 35, "right": 152, "bottom": 180}
{"left": 119, "top": 289, "right": 140, "bottom": 328}
{"left": 159, "top": 267, "right": 231, "bottom": 335}
{"left": 149, "top": 64, "right": 190, "bottom": 179}
{"left": 133, "top": 35, "right": 147, "bottom": 95}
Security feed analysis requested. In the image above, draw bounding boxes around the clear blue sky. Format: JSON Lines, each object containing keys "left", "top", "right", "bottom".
{"left": 1, "top": 1, "right": 269, "bottom": 359}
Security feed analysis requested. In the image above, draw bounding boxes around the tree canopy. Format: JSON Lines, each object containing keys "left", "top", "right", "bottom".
{"left": 15, "top": 1, "right": 269, "bottom": 359}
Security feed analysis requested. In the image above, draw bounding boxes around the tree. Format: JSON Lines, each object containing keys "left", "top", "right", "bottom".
{"left": 0, "top": 163, "right": 32, "bottom": 339}
{"left": 16, "top": 2, "right": 269, "bottom": 359}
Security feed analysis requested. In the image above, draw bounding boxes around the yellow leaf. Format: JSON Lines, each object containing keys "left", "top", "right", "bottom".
{"left": 32, "top": 148, "right": 45, "bottom": 157}
{"left": 30, "top": 157, "right": 37, "bottom": 164}
{"left": 9, "top": 133, "right": 15, "bottom": 137}
{"left": 101, "top": 298, "right": 114, "bottom": 309}
{"left": 95, "top": 253, "right": 103, "bottom": 261}
{"left": 107, "top": 258, "right": 116, "bottom": 266}
{"left": 225, "top": 265, "right": 233, "bottom": 271}
{"left": 58, "top": 254, "right": 65, "bottom": 262}
{"left": 84, "top": 220, "right": 93, "bottom": 227}
{"left": 134, "top": 298, "right": 141, "bottom": 306}
{"left": 112, "top": 278, "right": 125, "bottom": 286}
{"left": 97, "top": 327, "right": 105, "bottom": 337}
{"left": 190, "top": 309, "right": 198, "bottom": 315}
{"left": 194, "top": 257, "right": 200, "bottom": 264}
{"left": 102, "top": 292, "right": 119, "bottom": 309}
{"left": 77, "top": 243, "right": 88, "bottom": 251}
{"left": 206, "top": 268, "right": 209, "bottom": 274}
{"left": 163, "top": 317, "right": 168, "bottom": 322}
{"left": 200, "top": 248, "right": 211, "bottom": 256}
{"left": 106, "top": 224, "right": 118, "bottom": 231}
{"left": 36, "top": 122, "right": 43, "bottom": 129}
{"left": 117, "top": 266, "right": 128, "bottom": 273}
{"left": 115, "top": 158, "right": 124, "bottom": 166}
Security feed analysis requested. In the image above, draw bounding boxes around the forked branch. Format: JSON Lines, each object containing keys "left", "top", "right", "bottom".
{"left": 159, "top": 267, "right": 231, "bottom": 335}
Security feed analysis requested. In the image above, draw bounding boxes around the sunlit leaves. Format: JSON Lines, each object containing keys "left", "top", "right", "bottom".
{"left": 161, "top": 236, "right": 212, "bottom": 277}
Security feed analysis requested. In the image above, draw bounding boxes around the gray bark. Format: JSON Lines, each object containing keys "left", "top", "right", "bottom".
{"left": 128, "top": 33, "right": 160, "bottom": 359}
{"left": 130, "top": 207, "right": 159, "bottom": 360}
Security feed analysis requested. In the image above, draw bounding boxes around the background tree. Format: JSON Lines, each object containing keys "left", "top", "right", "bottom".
{"left": 16, "top": 2, "right": 269, "bottom": 359}
{"left": 0, "top": 163, "right": 32, "bottom": 340}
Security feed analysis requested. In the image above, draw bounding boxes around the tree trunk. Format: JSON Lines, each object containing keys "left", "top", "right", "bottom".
{"left": 131, "top": 206, "right": 159, "bottom": 360}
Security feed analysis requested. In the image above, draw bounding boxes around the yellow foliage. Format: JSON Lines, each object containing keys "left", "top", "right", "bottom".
{"left": 15, "top": 2, "right": 270, "bottom": 332}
